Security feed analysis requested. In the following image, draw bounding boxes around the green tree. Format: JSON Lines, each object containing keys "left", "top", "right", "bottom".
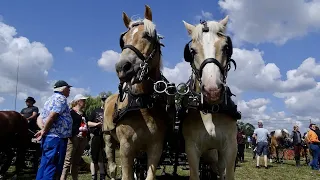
{"left": 237, "top": 121, "right": 255, "bottom": 137}
{"left": 83, "top": 91, "right": 113, "bottom": 117}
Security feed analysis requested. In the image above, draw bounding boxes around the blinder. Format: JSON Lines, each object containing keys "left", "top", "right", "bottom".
{"left": 183, "top": 35, "right": 234, "bottom": 64}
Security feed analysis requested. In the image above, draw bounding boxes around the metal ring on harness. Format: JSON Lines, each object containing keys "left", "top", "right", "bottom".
{"left": 165, "top": 83, "right": 177, "bottom": 96}
{"left": 177, "top": 83, "right": 190, "bottom": 95}
{"left": 211, "top": 104, "right": 220, "bottom": 113}
{"left": 153, "top": 80, "right": 167, "bottom": 93}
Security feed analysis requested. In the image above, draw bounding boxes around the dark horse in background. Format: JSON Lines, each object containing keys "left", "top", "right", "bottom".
{"left": 0, "top": 111, "right": 30, "bottom": 179}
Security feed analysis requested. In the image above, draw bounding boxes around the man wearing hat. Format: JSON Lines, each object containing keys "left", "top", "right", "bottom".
{"left": 35, "top": 80, "right": 73, "bottom": 180}
{"left": 21, "top": 96, "right": 39, "bottom": 123}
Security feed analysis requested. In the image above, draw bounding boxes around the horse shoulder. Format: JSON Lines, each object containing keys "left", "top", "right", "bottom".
{"left": 103, "top": 94, "right": 127, "bottom": 131}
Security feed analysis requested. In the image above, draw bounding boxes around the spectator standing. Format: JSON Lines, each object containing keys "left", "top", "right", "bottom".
{"left": 60, "top": 94, "right": 89, "bottom": 180}
{"left": 306, "top": 124, "right": 320, "bottom": 170}
{"left": 290, "top": 125, "right": 302, "bottom": 167}
{"left": 21, "top": 96, "right": 39, "bottom": 131}
{"left": 87, "top": 94, "right": 108, "bottom": 180}
{"left": 252, "top": 120, "right": 270, "bottom": 169}
{"left": 35, "top": 80, "right": 73, "bottom": 180}
{"left": 237, "top": 127, "right": 246, "bottom": 163}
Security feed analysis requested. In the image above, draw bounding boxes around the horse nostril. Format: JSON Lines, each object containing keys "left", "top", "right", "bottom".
{"left": 122, "top": 62, "right": 132, "bottom": 73}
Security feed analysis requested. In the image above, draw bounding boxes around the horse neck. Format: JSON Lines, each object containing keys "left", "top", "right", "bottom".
{"left": 134, "top": 50, "right": 161, "bottom": 94}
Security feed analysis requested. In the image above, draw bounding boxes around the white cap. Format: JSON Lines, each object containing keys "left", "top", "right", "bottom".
{"left": 73, "top": 94, "right": 88, "bottom": 102}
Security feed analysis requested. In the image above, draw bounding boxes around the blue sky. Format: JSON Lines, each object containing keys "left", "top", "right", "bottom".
{"left": 0, "top": 0, "right": 319, "bottom": 131}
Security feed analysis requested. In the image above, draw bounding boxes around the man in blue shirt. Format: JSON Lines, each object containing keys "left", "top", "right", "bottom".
{"left": 35, "top": 80, "right": 73, "bottom": 180}
{"left": 252, "top": 120, "right": 270, "bottom": 169}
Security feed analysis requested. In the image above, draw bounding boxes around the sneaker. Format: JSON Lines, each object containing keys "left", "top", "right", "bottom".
{"left": 256, "top": 166, "right": 260, "bottom": 168}
{"left": 265, "top": 166, "right": 268, "bottom": 169}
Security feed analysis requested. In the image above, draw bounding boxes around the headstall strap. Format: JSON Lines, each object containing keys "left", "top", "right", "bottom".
{"left": 200, "top": 19, "right": 209, "bottom": 32}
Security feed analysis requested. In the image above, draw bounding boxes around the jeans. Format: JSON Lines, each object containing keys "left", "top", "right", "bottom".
{"left": 36, "top": 136, "right": 68, "bottom": 180}
{"left": 309, "top": 144, "right": 320, "bottom": 170}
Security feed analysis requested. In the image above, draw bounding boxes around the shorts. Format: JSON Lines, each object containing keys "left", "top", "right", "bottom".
{"left": 256, "top": 142, "right": 268, "bottom": 156}
{"left": 90, "top": 135, "right": 107, "bottom": 163}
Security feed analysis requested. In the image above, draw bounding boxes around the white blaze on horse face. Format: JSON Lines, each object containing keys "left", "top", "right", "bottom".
{"left": 201, "top": 32, "right": 221, "bottom": 90}
{"left": 131, "top": 28, "right": 139, "bottom": 42}
{"left": 119, "top": 27, "right": 140, "bottom": 61}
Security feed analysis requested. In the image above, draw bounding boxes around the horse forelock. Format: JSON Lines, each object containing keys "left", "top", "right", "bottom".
{"left": 129, "top": 18, "right": 156, "bottom": 38}
{"left": 191, "top": 21, "right": 225, "bottom": 42}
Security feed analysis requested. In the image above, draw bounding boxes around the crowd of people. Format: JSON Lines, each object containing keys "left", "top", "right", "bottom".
{"left": 19, "top": 79, "right": 320, "bottom": 179}
{"left": 236, "top": 120, "right": 320, "bottom": 171}
{"left": 20, "top": 80, "right": 108, "bottom": 180}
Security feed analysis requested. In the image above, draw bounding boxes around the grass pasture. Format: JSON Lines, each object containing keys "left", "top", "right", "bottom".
{"left": 5, "top": 151, "right": 320, "bottom": 180}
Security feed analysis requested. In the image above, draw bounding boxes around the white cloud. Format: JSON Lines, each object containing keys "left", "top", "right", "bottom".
{"left": 228, "top": 48, "right": 318, "bottom": 93}
{"left": 0, "top": 97, "right": 4, "bottom": 104}
{"left": 274, "top": 82, "right": 320, "bottom": 117}
{"left": 64, "top": 46, "right": 73, "bottom": 52}
{"left": 195, "top": 10, "right": 213, "bottom": 21}
{"left": 218, "top": 0, "right": 320, "bottom": 45}
{"left": 0, "top": 21, "right": 53, "bottom": 94}
{"left": 237, "top": 98, "right": 318, "bottom": 132}
{"left": 162, "top": 60, "right": 192, "bottom": 85}
{"left": 97, "top": 50, "right": 120, "bottom": 72}
{"left": 0, "top": 20, "right": 90, "bottom": 112}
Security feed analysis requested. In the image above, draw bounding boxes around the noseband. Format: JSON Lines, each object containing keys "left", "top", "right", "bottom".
{"left": 119, "top": 21, "right": 163, "bottom": 82}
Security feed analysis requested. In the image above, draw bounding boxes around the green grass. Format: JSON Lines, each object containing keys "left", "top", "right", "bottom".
{"left": 6, "top": 151, "right": 320, "bottom": 179}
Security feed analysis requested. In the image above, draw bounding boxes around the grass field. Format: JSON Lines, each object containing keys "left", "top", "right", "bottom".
{"left": 6, "top": 150, "right": 320, "bottom": 180}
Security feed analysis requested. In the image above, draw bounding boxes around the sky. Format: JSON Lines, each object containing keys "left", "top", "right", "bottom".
{"left": 0, "top": 0, "right": 319, "bottom": 133}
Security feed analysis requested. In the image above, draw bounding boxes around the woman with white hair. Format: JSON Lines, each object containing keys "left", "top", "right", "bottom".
{"left": 60, "top": 94, "right": 89, "bottom": 180}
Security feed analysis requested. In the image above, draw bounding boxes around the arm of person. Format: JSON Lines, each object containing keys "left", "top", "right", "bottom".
{"left": 252, "top": 129, "right": 257, "bottom": 138}
{"left": 42, "top": 112, "right": 59, "bottom": 134}
{"left": 27, "top": 107, "right": 39, "bottom": 120}
{"left": 309, "top": 132, "right": 320, "bottom": 143}
{"left": 36, "top": 115, "right": 44, "bottom": 129}
{"left": 87, "top": 109, "right": 101, "bottom": 127}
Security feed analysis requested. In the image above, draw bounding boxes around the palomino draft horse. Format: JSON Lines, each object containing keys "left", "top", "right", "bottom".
{"left": 103, "top": 5, "right": 171, "bottom": 180}
{"left": 0, "top": 111, "right": 29, "bottom": 178}
{"left": 270, "top": 129, "right": 291, "bottom": 163}
{"left": 180, "top": 16, "right": 241, "bottom": 180}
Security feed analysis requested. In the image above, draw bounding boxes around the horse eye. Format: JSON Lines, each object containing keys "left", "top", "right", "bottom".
{"left": 191, "top": 48, "right": 197, "bottom": 55}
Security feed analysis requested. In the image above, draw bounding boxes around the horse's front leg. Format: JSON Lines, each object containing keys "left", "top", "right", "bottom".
{"left": 224, "top": 141, "right": 237, "bottom": 180}
{"left": 185, "top": 141, "right": 201, "bottom": 180}
{"left": 119, "top": 140, "right": 134, "bottom": 180}
{"left": 103, "top": 133, "right": 117, "bottom": 180}
{"left": 146, "top": 141, "right": 163, "bottom": 180}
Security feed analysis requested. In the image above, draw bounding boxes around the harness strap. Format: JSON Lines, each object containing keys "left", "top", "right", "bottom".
{"left": 112, "top": 91, "right": 154, "bottom": 125}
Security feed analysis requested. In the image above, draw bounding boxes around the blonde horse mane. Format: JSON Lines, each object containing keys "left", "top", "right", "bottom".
{"left": 191, "top": 21, "right": 225, "bottom": 42}
{"left": 129, "top": 18, "right": 157, "bottom": 38}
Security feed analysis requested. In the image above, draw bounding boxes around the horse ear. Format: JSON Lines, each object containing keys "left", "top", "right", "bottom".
{"left": 122, "top": 12, "right": 131, "bottom": 28}
{"left": 183, "top": 20, "right": 195, "bottom": 36}
{"left": 219, "top": 15, "right": 229, "bottom": 27}
{"left": 144, "top": 5, "right": 152, "bottom": 21}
